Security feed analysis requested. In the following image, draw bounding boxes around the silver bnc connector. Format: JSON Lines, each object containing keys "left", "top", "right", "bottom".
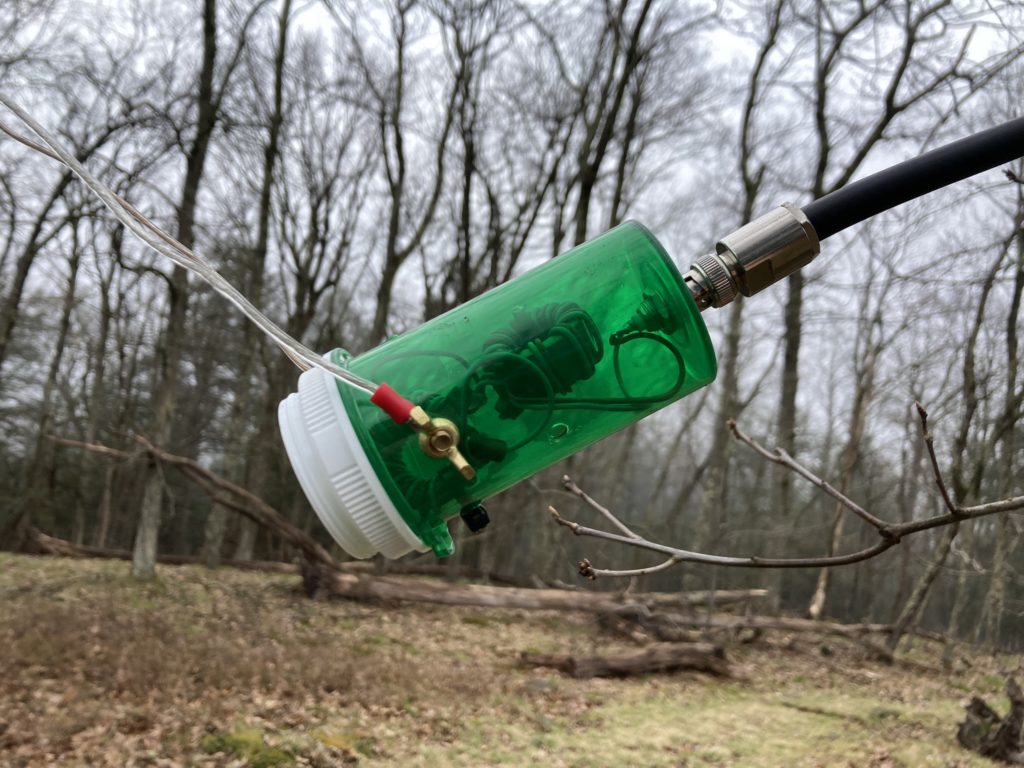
{"left": 684, "top": 203, "right": 820, "bottom": 310}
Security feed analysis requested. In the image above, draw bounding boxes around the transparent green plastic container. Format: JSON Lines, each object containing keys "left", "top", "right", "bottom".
{"left": 332, "top": 221, "right": 716, "bottom": 556}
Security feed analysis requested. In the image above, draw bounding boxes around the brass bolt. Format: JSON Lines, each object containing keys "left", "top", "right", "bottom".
{"left": 418, "top": 418, "right": 459, "bottom": 459}
{"left": 429, "top": 431, "right": 454, "bottom": 453}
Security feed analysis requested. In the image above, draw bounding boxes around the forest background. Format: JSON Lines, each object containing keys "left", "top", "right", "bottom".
{"left": 1, "top": 0, "right": 1023, "bottom": 652}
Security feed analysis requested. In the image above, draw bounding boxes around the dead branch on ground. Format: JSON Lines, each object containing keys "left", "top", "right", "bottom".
{"left": 618, "top": 611, "right": 897, "bottom": 662}
{"left": 25, "top": 529, "right": 298, "bottom": 572}
{"left": 521, "top": 642, "right": 731, "bottom": 679}
{"left": 308, "top": 565, "right": 765, "bottom": 614}
{"left": 23, "top": 528, "right": 526, "bottom": 584}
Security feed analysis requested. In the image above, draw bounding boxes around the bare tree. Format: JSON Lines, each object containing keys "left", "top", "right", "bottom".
{"left": 528, "top": 0, "right": 711, "bottom": 254}
{"left": 1, "top": 206, "right": 85, "bottom": 547}
{"left": 887, "top": 203, "right": 1023, "bottom": 651}
{"left": 805, "top": 255, "right": 902, "bottom": 619}
{"left": 0, "top": 106, "right": 141, "bottom": 376}
{"left": 203, "top": 0, "right": 293, "bottom": 567}
{"left": 977, "top": 166, "right": 1024, "bottom": 645}
{"left": 693, "top": 0, "right": 786, "bottom": 573}
{"left": 0, "top": 1, "right": 61, "bottom": 80}
{"left": 752, "top": 0, "right": 1024, "bottom": 622}
{"left": 229, "top": 38, "right": 378, "bottom": 560}
{"left": 132, "top": 0, "right": 269, "bottom": 578}
{"left": 420, "top": 0, "right": 568, "bottom": 317}
{"left": 330, "top": 0, "right": 464, "bottom": 342}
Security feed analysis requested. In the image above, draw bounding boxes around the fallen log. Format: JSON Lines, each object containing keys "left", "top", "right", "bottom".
{"left": 313, "top": 567, "right": 766, "bottom": 614}
{"left": 340, "top": 560, "right": 522, "bottom": 586}
{"left": 25, "top": 526, "right": 766, "bottom": 615}
{"left": 26, "top": 530, "right": 298, "bottom": 572}
{"left": 24, "top": 529, "right": 524, "bottom": 583}
{"left": 632, "top": 612, "right": 896, "bottom": 662}
{"left": 521, "top": 642, "right": 730, "bottom": 679}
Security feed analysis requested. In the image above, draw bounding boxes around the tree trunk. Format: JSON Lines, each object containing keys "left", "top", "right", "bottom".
{"left": 978, "top": 190, "right": 1023, "bottom": 645}
{"left": 77, "top": 232, "right": 119, "bottom": 549}
{"left": 314, "top": 567, "right": 765, "bottom": 613}
{"left": 807, "top": 338, "right": 879, "bottom": 620}
{"left": 887, "top": 523, "right": 958, "bottom": 651}
{"left": 0, "top": 175, "right": 76, "bottom": 374}
{"left": 891, "top": 400, "right": 926, "bottom": 621}
{"left": 205, "top": 0, "right": 291, "bottom": 567}
{"left": 2, "top": 228, "right": 82, "bottom": 548}
{"left": 773, "top": 271, "right": 804, "bottom": 527}
{"left": 232, "top": 515, "right": 258, "bottom": 562}
{"left": 133, "top": 0, "right": 220, "bottom": 578}
{"left": 942, "top": 521, "right": 976, "bottom": 668}
{"left": 93, "top": 463, "right": 115, "bottom": 549}
{"left": 695, "top": 298, "right": 744, "bottom": 560}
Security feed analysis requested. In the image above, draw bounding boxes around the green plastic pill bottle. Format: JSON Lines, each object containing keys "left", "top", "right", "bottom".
{"left": 279, "top": 222, "right": 716, "bottom": 558}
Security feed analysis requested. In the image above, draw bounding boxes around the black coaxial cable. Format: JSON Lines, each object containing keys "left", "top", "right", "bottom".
{"left": 804, "top": 116, "right": 1024, "bottom": 241}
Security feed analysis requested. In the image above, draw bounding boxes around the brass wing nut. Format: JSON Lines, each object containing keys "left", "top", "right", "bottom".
{"left": 409, "top": 407, "right": 476, "bottom": 481}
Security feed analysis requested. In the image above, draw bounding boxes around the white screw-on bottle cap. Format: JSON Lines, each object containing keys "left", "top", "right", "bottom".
{"left": 278, "top": 365, "right": 428, "bottom": 559}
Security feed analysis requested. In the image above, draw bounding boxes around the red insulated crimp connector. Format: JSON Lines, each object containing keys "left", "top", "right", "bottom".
{"left": 370, "top": 383, "right": 417, "bottom": 424}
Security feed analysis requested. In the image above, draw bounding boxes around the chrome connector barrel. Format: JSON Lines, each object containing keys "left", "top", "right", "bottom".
{"left": 684, "top": 203, "right": 820, "bottom": 310}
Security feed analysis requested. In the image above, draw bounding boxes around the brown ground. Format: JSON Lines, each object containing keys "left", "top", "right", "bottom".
{"left": 0, "top": 553, "right": 1016, "bottom": 767}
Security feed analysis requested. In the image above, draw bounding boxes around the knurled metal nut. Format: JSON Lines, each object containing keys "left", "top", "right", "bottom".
{"left": 695, "top": 252, "right": 737, "bottom": 306}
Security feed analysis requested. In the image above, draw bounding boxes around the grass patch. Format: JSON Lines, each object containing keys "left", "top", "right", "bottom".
{"left": 0, "top": 555, "right": 1008, "bottom": 767}
{"left": 312, "top": 728, "right": 377, "bottom": 756}
{"left": 201, "top": 727, "right": 295, "bottom": 767}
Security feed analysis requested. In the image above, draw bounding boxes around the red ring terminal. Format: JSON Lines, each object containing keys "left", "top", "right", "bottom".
{"left": 370, "top": 383, "right": 417, "bottom": 424}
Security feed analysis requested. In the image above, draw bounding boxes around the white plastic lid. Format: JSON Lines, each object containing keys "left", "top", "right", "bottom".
{"left": 278, "top": 364, "right": 428, "bottom": 559}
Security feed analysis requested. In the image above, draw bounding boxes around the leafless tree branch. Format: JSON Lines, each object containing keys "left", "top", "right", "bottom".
{"left": 550, "top": 403, "right": 1024, "bottom": 579}
{"left": 51, "top": 433, "right": 339, "bottom": 570}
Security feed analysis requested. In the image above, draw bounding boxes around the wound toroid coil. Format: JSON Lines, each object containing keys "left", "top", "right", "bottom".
{"left": 481, "top": 303, "right": 603, "bottom": 419}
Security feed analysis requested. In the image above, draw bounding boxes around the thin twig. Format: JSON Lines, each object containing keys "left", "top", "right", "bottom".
{"left": 48, "top": 436, "right": 137, "bottom": 461}
{"left": 579, "top": 555, "right": 683, "bottom": 580}
{"left": 915, "top": 401, "right": 958, "bottom": 515}
{"left": 727, "top": 420, "right": 887, "bottom": 530}
{"left": 560, "top": 475, "right": 642, "bottom": 539}
{"left": 549, "top": 505, "right": 896, "bottom": 569}
{"left": 548, "top": 505, "right": 680, "bottom": 579}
